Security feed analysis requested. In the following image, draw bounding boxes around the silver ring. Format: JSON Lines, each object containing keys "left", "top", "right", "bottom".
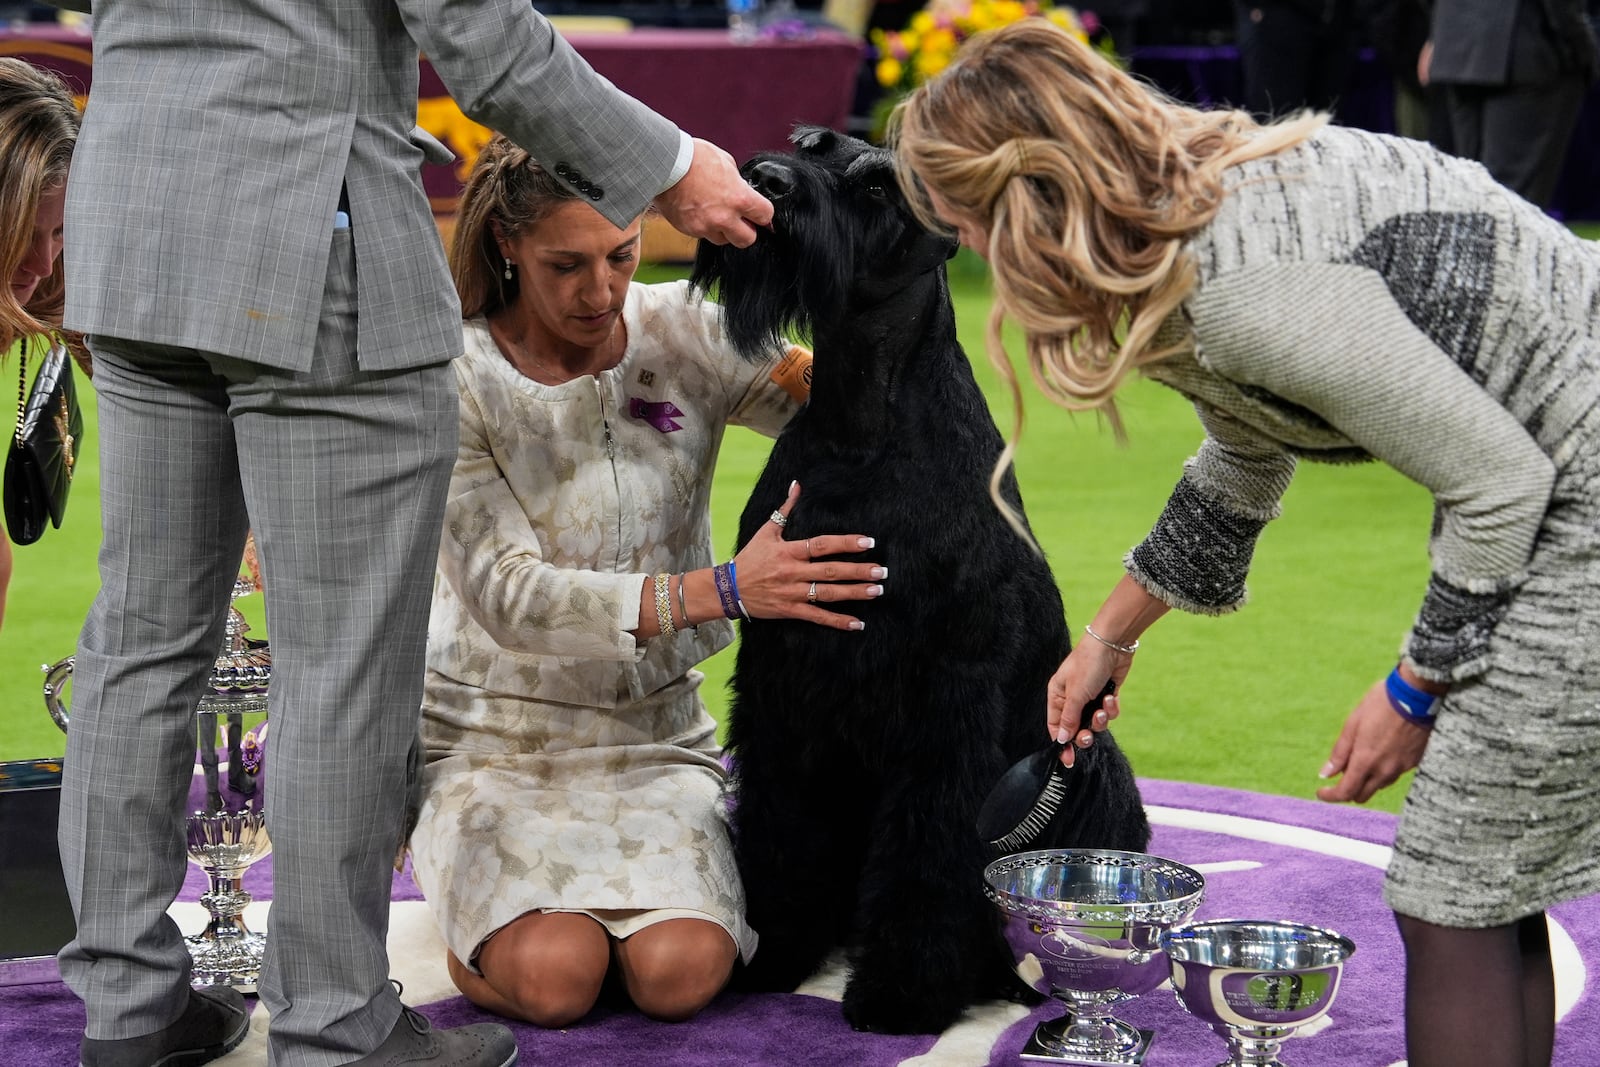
{"left": 807, "top": 581, "right": 818, "bottom": 603}
{"left": 769, "top": 510, "right": 788, "bottom": 527}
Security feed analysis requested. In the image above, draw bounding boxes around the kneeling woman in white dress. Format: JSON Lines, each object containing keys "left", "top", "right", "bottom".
{"left": 407, "top": 134, "right": 889, "bottom": 1027}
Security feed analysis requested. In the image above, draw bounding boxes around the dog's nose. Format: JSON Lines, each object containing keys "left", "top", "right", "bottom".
{"left": 746, "top": 160, "right": 796, "bottom": 199}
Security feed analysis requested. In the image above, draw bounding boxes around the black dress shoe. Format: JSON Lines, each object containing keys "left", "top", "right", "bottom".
{"left": 79, "top": 985, "right": 249, "bottom": 1067}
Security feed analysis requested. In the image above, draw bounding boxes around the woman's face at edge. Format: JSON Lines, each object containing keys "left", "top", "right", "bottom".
{"left": 11, "top": 180, "right": 66, "bottom": 308}
{"left": 924, "top": 186, "right": 989, "bottom": 261}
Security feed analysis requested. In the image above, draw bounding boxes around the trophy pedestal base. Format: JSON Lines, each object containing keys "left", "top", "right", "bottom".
{"left": 186, "top": 926, "right": 267, "bottom": 994}
{"left": 1020, "top": 1020, "right": 1155, "bottom": 1065}
{"left": 1216, "top": 1029, "right": 1295, "bottom": 1067}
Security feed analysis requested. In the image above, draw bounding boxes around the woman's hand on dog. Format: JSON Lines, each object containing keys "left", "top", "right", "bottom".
{"left": 734, "top": 481, "right": 886, "bottom": 631}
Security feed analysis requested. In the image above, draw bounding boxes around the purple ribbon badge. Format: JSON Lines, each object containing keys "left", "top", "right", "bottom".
{"left": 629, "top": 397, "right": 685, "bottom": 433}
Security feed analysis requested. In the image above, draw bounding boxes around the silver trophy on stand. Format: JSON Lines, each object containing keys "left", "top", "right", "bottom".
{"left": 184, "top": 573, "right": 273, "bottom": 991}
{"left": 43, "top": 556, "right": 273, "bottom": 991}
{"left": 984, "top": 849, "right": 1208, "bottom": 1066}
{"left": 1161, "top": 920, "right": 1356, "bottom": 1067}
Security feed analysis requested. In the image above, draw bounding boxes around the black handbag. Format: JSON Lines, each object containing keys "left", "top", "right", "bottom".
{"left": 4, "top": 337, "right": 84, "bottom": 546}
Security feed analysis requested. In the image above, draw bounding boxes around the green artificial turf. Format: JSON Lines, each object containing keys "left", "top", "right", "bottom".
{"left": 1, "top": 247, "right": 1520, "bottom": 817}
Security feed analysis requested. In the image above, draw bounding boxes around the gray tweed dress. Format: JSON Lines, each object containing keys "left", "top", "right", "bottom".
{"left": 1127, "top": 125, "right": 1600, "bottom": 928}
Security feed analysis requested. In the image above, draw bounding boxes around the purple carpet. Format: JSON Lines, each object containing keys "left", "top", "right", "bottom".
{"left": 8, "top": 779, "right": 1599, "bottom": 1066}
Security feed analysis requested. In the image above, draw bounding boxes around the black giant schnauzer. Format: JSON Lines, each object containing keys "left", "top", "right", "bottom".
{"left": 691, "top": 127, "right": 1150, "bottom": 1035}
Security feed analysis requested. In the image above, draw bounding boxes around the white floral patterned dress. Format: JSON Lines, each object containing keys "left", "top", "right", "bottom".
{"left": 408, "top": 280, "right": 798, "bottom": 967}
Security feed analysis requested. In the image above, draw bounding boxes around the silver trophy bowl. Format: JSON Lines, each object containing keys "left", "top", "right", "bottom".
{"left": 984, "top": 849, "right": 1207, "bottom": 1065}
{"left": 1161, "top": 919, "right": 1356, "bottom": 1067}
{"left": 45, "top": 573, "right": 273, "bottom": 991}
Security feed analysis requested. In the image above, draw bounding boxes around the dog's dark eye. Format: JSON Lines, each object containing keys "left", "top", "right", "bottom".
{"left": 863, "top": 182, "right": 890, "bottom": 200}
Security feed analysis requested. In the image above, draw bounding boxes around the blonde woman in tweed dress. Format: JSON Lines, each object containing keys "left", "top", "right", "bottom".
{"left": 893, "top": 19, "right": 1600, "bottom": 1067}
{"left": 407, "top": 136, "right": 888, "bottom": 1029}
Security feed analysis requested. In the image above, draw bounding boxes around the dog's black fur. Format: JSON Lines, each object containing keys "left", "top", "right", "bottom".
{"left": 691, "top": 127, "right": 1150, "bottom": 1035}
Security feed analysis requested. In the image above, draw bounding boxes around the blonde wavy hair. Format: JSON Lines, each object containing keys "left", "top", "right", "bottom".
{"left": 890, "top": 19, "right": 1324, "bottom": 432}
{"left": 0, "top": 58, "right": 81, "bottom": 361}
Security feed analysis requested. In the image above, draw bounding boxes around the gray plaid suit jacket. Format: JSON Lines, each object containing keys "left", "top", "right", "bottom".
{"left": 62, "top": 0, "right": 682, "bottom": 371}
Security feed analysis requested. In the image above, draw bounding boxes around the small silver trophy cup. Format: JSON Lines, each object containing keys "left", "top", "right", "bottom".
{"left": 984, "top": 849, "right": 1207, "bottom": 1066}
{"left": 44, "top": 567, "right": 273, "bottom": 991}
{"left": 185, "top": 574, "right": 272, "bottom": 990}
{"left": 1161, "top": 920, "right": 1356, "bottom": 1067}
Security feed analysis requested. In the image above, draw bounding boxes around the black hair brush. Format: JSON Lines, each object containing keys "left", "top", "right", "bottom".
{"left": 976, "top": 681, "right": 1115, "bottom": 854}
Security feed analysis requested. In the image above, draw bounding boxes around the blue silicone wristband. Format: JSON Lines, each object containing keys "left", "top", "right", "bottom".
{"left": 727, "top": 561, "right": 751, "bottom": 620}
{"left": 1385, "top": 666, "right": 1439, "bottom": 726}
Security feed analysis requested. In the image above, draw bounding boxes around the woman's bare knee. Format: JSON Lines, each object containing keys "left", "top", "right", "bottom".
{"left": 616, "top": 918, "right": 737, "bottom": 1022}
{"left": 475, "top": 912, "right": 612, "bottom": 1028}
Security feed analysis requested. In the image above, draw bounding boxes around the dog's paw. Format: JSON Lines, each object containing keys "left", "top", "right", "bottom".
{"left": 841, "top": 971, "right": 963, "bottom": 1035}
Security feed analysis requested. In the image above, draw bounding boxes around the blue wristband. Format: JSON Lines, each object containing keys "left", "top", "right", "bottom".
{"left": 1385, "top": 666, "right": 1440, "bottom": 726}
{"left": 712, "top": 563, "right": 740, "bottom": 619}
{"left": 726, "top": 561, "right": 751, "bottom": 620}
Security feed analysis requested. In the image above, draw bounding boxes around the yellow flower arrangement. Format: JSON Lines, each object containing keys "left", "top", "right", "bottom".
{"left": 868, "top": 0, "right": 1113, "bottom": 136}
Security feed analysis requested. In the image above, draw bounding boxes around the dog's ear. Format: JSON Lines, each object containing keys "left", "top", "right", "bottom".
{"left": 790, "top": 125, "right": 836, "bottom": 154}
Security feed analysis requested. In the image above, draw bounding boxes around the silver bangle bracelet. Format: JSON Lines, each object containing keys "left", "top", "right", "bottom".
{"left": 1084, "top": 623, "right": 1139, "bottom": 655}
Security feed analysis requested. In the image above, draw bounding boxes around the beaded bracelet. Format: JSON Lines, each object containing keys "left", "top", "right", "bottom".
{"left": 1084, "top": 623, "right": 1139, "bottom": 655}
{"left": 712, "top": 562, "right": 742, "bottom": 620}
{"left": 1384, "top": 665, "right": 1439, "bottom": 727}
{"left": 653, "top": 573, "right": 677, "bottom": 636}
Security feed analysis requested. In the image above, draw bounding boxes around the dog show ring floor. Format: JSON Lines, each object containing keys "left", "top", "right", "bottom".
{"left": 5, "top": 778, "right": 1599, "bottom": 1066}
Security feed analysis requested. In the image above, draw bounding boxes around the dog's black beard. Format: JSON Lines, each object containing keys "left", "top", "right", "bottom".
{"left": 690, "top": 210, "right": 857, "bottom": 362}
{"left": 690, "top": 126, "right": 962, "bottom": 363}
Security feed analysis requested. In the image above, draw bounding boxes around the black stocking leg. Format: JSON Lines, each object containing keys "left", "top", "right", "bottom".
{"left": 1517, "top": 913, "right": 1555, "bottom": 1067}
{"left": 1395, "top": 910, "right": 1555, "bottom": 1067}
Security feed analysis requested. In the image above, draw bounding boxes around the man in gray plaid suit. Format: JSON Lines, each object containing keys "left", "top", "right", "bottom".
{"left": 48, "top": 1, "right": 771, "bottom": 1065}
